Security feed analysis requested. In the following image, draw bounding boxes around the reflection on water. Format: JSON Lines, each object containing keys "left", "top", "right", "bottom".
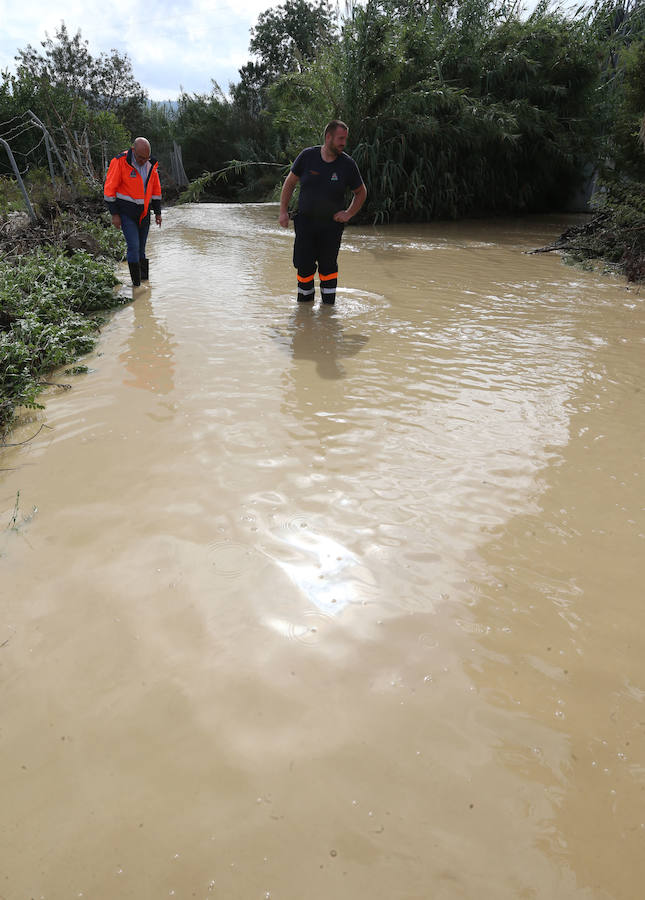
{"left": 267, "top": 527, "right": 375, "bottom": 614}
{"left": 1, "top": 204, "right": 643, "bottom": 899}
{"left": 287, "top": 304, "right": 369, "bottom": 380}
{"left": 119, "top": 288, "right": 176, "bottom": 395}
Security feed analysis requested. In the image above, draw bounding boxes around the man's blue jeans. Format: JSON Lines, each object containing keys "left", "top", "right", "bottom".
{"left": 120, "top": 213, "right": 150, "bottom": 263}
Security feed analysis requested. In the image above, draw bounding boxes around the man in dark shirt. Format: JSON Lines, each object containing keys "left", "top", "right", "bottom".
{"left": 279, "top": 120, "right": 367, "bottom": 306}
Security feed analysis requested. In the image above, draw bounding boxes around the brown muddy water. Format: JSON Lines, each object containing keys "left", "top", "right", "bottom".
{"left": 1, "top": 203, "right": 644, "bottom": 900}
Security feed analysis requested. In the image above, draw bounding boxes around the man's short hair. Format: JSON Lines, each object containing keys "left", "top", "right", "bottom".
{"left": 324, "top": 120, "right": 348, "bottom": 139}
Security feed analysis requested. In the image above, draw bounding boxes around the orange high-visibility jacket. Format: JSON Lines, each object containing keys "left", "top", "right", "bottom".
{"left": 104, "top": 148, "right": 162, "bottom": 224}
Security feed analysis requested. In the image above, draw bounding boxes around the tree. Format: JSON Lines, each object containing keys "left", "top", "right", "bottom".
{"left": 172, "top": 86, "right": 240, "bottom": 194}
{"left": 1, "top": 24, "right": 147, "bottom": 181}
{"left": 232, "top": 0, "right": 338, "bottom": 115}
{"left": 588, "top": 0, "right": 645, "bottom": 177}
{"left": 249, "top": 0, "right": 338, "bottom": 79}
{"left": 14, "top": 22, "right": 146, "bottom": 131}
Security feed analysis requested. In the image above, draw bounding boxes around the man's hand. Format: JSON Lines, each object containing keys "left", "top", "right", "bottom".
{"left": 334, "top": 185, "right": 367, "bottom": 225}
{"left": 279, "top": 210, "right": 290, "bottom": 228}
{"left": 111, "top": 213, "right": 121, "bottom": 229}
{"left": 156, "top": 214, "right": 162, "bottom": 227}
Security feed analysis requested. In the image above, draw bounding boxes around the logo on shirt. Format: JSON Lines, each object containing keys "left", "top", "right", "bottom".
{"left": 129, "top": 170, "right": 138, "bottom": 177}
{"left": 309, "top": 169, "right": 319, "bottom": 175}
{"left": 331, "top": 172, "right": 339, "bottom": 181}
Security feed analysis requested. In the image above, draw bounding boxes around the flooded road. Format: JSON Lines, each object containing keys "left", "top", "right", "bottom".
{"left": 1, "top": 203, "right": 644, "bottom": 899}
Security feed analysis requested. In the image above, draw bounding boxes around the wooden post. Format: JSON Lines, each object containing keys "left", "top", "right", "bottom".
{"left": 82, "top": 129, "right": 95, "bottom": 179}
{"left": 172, "top": 141, "right": 189, "bottom": 187}
{"left": 0, "top": 138, "right": 37, "bottom": 222}
{"left": 44, "top": 134, "right": 56, "bottom": 193}
{"left": 26, "top": 110, "right": 75, "bottom": 190}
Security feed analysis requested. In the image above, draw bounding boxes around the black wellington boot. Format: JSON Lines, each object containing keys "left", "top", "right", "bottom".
{"left": 140, "top": 259, "right": 149, "bottom": 281}
{"left": 128, "top": 261, "right": 141, "bottom": 286}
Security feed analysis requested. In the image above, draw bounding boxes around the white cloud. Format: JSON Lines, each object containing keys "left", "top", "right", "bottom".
{"left": 0, "top": 0, "right": 278, "bottom": 100}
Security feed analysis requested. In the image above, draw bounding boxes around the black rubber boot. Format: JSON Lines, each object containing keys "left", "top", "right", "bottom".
{"left": 140, "top": 259, "right": 149, "bottom": 281}
{"left": 128, "top": 261, "right": 141, "bottom": 286}
{"left": 297, "top": 277, "right": 315, "bottom": 302}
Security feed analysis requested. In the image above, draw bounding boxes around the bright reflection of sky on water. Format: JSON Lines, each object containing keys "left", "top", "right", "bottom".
{"left": 265, "top": 529, "right": 375, "bottom": 616}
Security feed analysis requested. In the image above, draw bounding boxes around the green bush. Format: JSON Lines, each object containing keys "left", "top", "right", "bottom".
{"left": 0, "top": 248, "right": 124, "bottom": 432}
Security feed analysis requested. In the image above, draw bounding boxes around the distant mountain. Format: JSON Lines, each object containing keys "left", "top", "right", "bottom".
{"left": 147, "top": 99, "right": 180, "bottom": 112}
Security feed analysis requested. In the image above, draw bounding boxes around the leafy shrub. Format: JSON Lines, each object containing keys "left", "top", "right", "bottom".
{"left": 0, "top": 248, "right": 124, "bottom": 432}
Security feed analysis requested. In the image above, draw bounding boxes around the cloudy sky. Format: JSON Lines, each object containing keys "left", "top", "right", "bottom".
{"left": 0, "top": 0, "right": 287, "bottom": 101}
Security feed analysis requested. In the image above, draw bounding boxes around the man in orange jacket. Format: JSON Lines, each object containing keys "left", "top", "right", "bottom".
{"left": 104, "top": 137, "right": 162, "bottom": 286}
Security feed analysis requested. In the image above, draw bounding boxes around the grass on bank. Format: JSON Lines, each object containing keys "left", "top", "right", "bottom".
{"left": 0, "top": 173, "right": 130, "bottom": 436}
{"left": 0, "top": 248, "right": 127, "bottom": 433}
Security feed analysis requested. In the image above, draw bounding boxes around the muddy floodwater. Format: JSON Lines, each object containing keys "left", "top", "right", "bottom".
{"left": 1, "top": 203, "right": 644, "bottom": 899}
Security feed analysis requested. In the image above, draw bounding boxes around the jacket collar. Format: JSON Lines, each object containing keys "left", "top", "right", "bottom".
{"left": 125, "top": 147, "right": 158, "bottom": 167}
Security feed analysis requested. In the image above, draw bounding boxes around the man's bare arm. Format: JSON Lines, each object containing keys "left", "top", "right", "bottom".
{"left": 333, "top": 183, "right": 367, "bottom": 224}
{"left": 279, "top": 172, "right": 300, "bottom": 227}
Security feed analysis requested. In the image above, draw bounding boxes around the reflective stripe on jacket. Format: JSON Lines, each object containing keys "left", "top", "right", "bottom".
{"left": 104, "top": 148, "right": 162, "bottom": 224}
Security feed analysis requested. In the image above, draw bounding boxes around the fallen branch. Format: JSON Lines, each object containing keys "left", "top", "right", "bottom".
{"left": 529, "top": 242, "right": 568, "bottom": 254}
{"left": 38, "top": 381, "right": 71, "bottom": 390}
{"left": 178, "top": 160, "right": 288, "bottom": 204}
{"left": 0, "top": 423, "right": 52, "bottom": 448}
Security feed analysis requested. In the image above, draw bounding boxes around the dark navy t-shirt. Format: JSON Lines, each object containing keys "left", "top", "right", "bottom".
{"left": 291, "top": 147, "right": 364, "bottom": 221}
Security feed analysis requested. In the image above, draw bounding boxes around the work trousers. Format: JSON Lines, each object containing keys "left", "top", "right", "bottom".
{"left": 293, "top": 214, "right": 344, "bottom": 304}
{"left": 120, "top": 212, "right": 151, "bottom": 264}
